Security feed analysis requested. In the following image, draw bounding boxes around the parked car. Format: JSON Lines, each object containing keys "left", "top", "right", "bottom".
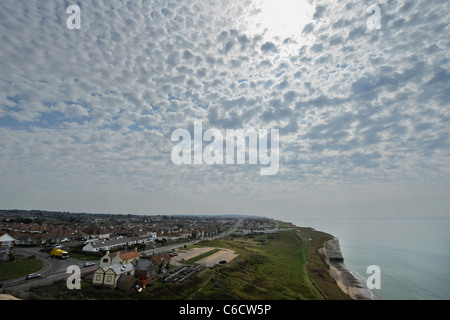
{"left": 82, "top": 262, "right": 96, "bottom": 267}
{"left": 25, "top": 273, "right": 42, "bottom": 280}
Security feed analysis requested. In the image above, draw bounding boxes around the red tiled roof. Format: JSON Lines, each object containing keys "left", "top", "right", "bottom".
{"left": 109, "top": 250, "right": 140, "bottom": 261}
{"left": 152, "top": 254, "right": 170, "bottom": 264}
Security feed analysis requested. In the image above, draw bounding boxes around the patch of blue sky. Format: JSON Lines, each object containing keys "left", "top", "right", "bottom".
{"left": 6, "top": 96, "right": 20, "bottom": 104}
{"left": 90, "top": 90, "right": 120, "bottom": 98}
{"left": 193, "top": 102, "right": 208, "bottom": 110}
{"left": 102, "top": 122, "right": 122, "bottom": 132}
{"left": 0, "top": 115, "right": 34, "bottom": 131}
{"left": 126, "top": 123, "right": 143, "bottom": 132}
{"left": 149, "top": 102, "right": 160, "bottom": 112}
{"left": 39, "top": 111, "right": 72, "bottom": 128}
{"left": 0, "top": 110, "right": 88, "bottom": 131}
{"left": 168, "top": 93, "right": 182, "bottom": 102}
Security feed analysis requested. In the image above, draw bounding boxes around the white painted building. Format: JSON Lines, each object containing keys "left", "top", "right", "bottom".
{"left": 0, "top": 233, "right": 16, "bottom": 261}
{"left": 82, "top": 234, "right": 155, "bottom": 252}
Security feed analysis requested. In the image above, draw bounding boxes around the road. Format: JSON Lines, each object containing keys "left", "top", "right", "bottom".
{"left": 142, "top": 219, "right": 242, "bottom": 256}
{"left": 2, "top": 246, "right": 98, "bottom": 291}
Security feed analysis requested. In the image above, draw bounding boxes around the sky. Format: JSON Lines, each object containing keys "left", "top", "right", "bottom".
{"left": 0, "top": 0, "right": 449, "bottom": 221}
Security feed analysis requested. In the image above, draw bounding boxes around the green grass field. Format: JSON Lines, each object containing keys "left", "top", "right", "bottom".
{"left": 190, "top": 230, "right": 324, "bottom": 300}
{"left": 185, "top": 248, "right": 221, "bottom": 264}
{"left": 0, "top": 257, "right": 43, "bottom": 282}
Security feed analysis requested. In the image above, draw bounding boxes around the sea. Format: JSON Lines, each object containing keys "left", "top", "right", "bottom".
{"left": 289, "top": 217, "right": 450, "bottom": 300}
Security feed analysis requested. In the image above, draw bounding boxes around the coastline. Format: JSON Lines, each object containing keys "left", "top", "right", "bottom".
{"left": 329, "top": 261, "right": 375, "bottom": 300}
{"left": 320, "top": 237, "right": 375, "bottom": 300}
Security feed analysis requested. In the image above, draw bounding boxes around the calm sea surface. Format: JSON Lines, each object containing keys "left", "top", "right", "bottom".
{"left": 290, "top": 217, "right": 450, "bottom": 300}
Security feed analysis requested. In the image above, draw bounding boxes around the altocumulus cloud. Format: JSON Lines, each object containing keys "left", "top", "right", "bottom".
{"left": 0, "top": 0, "right": 449, "bottom": 216}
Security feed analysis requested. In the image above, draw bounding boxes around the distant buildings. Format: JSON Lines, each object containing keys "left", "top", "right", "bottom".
{"left": 191, "top": 227, "right": 218, "bottom": 239}
{"left": 83, "top": 234, "right": 156, "bottom": 252}
{"left": 0, "top": 210, "right": 236, "bottom": 249}
{"left": 80, "top": 226, "right": 111, "bottom": 240}
{"left": 239, "top": 218, "right": 290, "bottom": 235}
{"left": 241, "top": 228, "right": 292, "bottom": 235}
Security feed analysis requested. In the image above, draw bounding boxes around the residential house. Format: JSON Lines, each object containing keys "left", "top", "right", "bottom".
{"left": 134, "top": 258, "right": 159, "bottom": 288}
{"left": 92, "top": 250, "right": 167, "bottom": 290}
{"left": 11, "top": 231, "right": 71, "bottom": 246}
{"left": 135, "top": 258, "right": 159, "bottom": 279}
{"left": 29, "top": 223, "right": 44, "bottom": 234}
{"left": 83, "top": 237, "right": 128, "bottom": 252}
{"left": 153, "top": 253, "right": 171, "bottom": 270}
{"left": 81, "top": 226, "right": 111, "bottom": 240}
{"left": 141, "top": 253, "right": 171, "bottom": 274}
{"left": 191, "top": 229, "right": 204, "bottom": 239}
{"left": 99, "top": 249, "right": 140, "bottom": 268}
{"left": 0, "top": 233, "right": 15, "bottom": 261}
{"left": 12, "top": 233, "right": 35, "bottom": 246}
{"left": 92, "top": 262, "right": 136, "bottom": 288}
{"left": 46, "top": 232, "right": 63, "bottom": 244}
{"left": 203, "top": 227, "right": 218, "bottom": 237}
{"left": 83, "top": 234, "right": 154, "bottom": 252}
{"left": 117, "top": 274, "right": 137, "bottom": 291}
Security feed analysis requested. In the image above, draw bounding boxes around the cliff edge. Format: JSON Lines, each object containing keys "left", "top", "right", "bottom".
{"left": 320, "top": 237, "right": 373, "bottom": 300}
{"left": 323, "top": 237, "right": 344, "bottom": 262}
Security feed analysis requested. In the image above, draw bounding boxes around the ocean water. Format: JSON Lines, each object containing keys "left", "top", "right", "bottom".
{"left": 290, "top": 217, "right": 450, "bottom": 300}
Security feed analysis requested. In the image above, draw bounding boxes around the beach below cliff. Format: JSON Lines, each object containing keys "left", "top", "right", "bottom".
{"left": 321, "top": 237, "right": 375, "bottom": 300}
{"left": 329, "top": 261, "right": 375, "bottom": 300}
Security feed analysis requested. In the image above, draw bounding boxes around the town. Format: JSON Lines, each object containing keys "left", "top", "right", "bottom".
{"left": 0, "top": 209, "right": 287, "bottom": 298}
{"left": 0, "top": 210, "right": 279, "bottom": 246}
